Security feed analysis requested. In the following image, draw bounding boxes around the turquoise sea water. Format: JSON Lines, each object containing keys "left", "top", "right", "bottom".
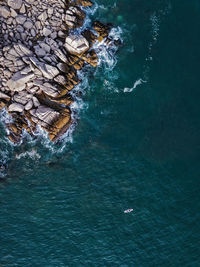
{"left": 0, "top": 0, "right": 200, "bottom": 266}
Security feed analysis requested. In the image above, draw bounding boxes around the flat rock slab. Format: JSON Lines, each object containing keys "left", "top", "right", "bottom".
{"left": 8, "top": 103, "right": 24, "bottom": 113}
{"left": 7, "top": 72, "right": 34, "bottom": 92}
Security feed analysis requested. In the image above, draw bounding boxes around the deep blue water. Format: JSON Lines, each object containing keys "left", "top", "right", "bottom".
{"left": 0, "top": 0, "right": 200, "bottom": 266}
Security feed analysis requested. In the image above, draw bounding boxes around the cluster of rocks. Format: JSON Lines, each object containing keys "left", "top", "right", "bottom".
{"left": 0, "top": 0, "right": 112, "bottom": 143}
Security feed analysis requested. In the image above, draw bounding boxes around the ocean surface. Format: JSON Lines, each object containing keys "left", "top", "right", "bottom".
{"left": 0, "top": 0, "right": 200, "bottom": 266}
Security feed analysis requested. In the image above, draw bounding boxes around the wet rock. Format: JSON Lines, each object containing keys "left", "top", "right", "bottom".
{"left": 74, "top": 0, "right": 93, "bottom": 7}
{"left": 93, "top": 21, "right": 111, "bottom": 41}
{"left": 65, "top": 6, "right": 85, "bottom": 28}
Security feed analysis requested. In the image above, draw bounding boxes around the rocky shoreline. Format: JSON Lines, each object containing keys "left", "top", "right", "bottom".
{"left": 0, "top": 0, "right": 113, "bottom": 143}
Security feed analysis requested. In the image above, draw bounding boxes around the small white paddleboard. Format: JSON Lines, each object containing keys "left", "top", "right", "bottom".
{"left": 124, "top": 209, "right": 133, "bottom": 213}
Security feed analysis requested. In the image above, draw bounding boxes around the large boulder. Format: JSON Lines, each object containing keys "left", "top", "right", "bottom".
{"left": 8, "top": 103, "right": 24, "bottom": 113}
{"left": 65, "top": 35, "right": 89, "bottom": 55}
{"left": 8, "top": 0, "right": 22, "bottom": 10}
{"left": 7, "top": 71, "right": 34, "bottom": 92}
{"left": 30, "top": 57, "right": 59, "bottom": 79}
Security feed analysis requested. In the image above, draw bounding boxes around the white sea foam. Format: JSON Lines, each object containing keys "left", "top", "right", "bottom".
{"left": 0, "top": 108, "right": 13, "bottom": 124}
{"left": 124, "top": 79, "right": 146, "bottom": 93}
{"left": 93, "top": 26, "right": 123, "bottom": 71}
{"left": 15, "top": 149, "right": 41, "bottom": 160}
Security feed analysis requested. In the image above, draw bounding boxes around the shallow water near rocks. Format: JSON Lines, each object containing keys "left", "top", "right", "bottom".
{"left": 0, "top": 0, "right": 200, "bottom": 266}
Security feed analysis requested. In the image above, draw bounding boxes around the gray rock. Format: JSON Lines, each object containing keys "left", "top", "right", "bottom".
{"left": 10, "top": 8, "right": 18, "bottom": 17}
{"left": 50, "top": 31, "right": 57, "bottom": 39}
{"left": 35, "top": 21, "right": 41, "bottom": 30}
{"left": 16, "top": 25, "right": 24, "bottom": 33}
{"left": 31, "top": 29, "right": 36, "bottom": 37}
{"left": 30, "top": 57, "right": 59, "bottom": 80}
{"left": 7, "top": 47, "right": 19, "bottom": 57}
{"left": 57, "top": 63, "right": 68, "bottom": 72}
{"left": 16, "top": 15, "right": 27, "bottom": 24}
{"left": 43, "top": 27, "right": 51, "bottom": 36}
{"left": 8, "top": 0, "right": 22, "bottom": 10}
{"left": 47, "top": 8, "right": 53, "bottom": 16}
{"left": 65, "top": 14, "right": 76, "bottom": 28}
{"left": 65, "top": 35, "right": 89, "bottom": 55}
{"left": 38, "top": 11, "right": 47, "bottom": 21}
{"left": 7, "top": 72, "right": 34, "bottom": 92}
{"left": 58, "top": 31, "right": 65, "bottom": 38}
{"left": 25, "top": 0, "right": 35, "bottom": 3}
{"left": 20, "top": 32, "right": 27, "bottom": 41}
{"left": 0, "top": 6, "right": 11, "bottom": 18}
{"left": 34, "top": 45, "right": 46, "bottom": 57}
{"left": 39, "top": 82, "right": 60, "bottom": 98}
{"left": 54, "top": 75, "right": 67, "bottom": 86}
{"left": 3, "top": 70, "right": 12, "bottom": 78}
{"left": 54, "top": 49, "right": 68, "bottom": 63}
{"left": 65, "top": 6, "right": 85, "bottom": 28}
{"left": 24, "top": 19, "right": 33, "bottom": 29}
{"left": 28, "top": 86, "right": 39, "bottom": 94}
{"left": 21, "top": 66, "right": 32, "bottom": 75}
{"left": 19, "top": 4, "right": 26, "bottom": 14}
{"left": 13, "top": 91, "right": 32, "bottom": 105}
{"left": 0, "top": 92, "right": 10, "bottom": 101}
{"left": 7, "top": 17, "right": 13, "bottom": 24}
{"left": 14, "top": 59, "right": 25, "bottom": 67}
{"left": 39, "top": 43, "right": 51, "bottom": 53}
{"left": 25, "top": 100, "right": 33, "bottom": 110}
{"left": 13, "top": 43, "right": 33, "bottom": 57}
{"left": 35, "top": 105, "right": 59, "bottom": 126}
{"left": 8, "top": 103, "right": 24, "bottom": 113}
{"left": 32, "top": 96, "right": 40, "bottom": 107}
